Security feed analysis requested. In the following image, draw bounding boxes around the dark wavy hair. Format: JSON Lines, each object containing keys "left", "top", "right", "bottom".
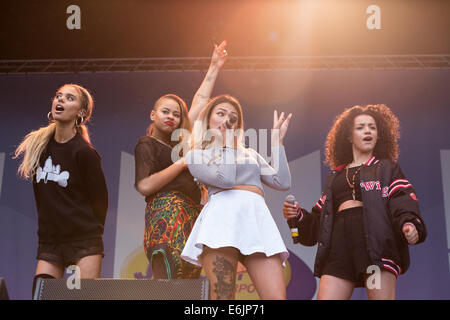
{"left": 324, "top": 104, "right": 400, "bottom": 169}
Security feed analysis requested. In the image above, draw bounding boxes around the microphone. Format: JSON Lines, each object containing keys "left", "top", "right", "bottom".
{"left": 225, "top": 115, "right": 237, "bottom": 129}
{"left": 285, "top": 194, "right": 300, "bottom": 244}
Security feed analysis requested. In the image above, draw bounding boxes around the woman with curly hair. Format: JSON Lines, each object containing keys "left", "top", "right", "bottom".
{"left": 283, "top": 104, "right": 426, "bottom": 299}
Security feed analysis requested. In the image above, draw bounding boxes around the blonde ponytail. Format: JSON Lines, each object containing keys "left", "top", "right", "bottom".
{"left": 76, "top": 124, "right": 91, "bottom": 145}
{"left": 14, "top": 123, "right": 56, "bottom": 180}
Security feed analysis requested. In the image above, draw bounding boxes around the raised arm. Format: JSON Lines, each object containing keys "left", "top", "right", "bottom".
{"left": 258, "top": 110, "right": 293, "bottom": 190}
{"left": 188, "top": 40, "right": 228, "bottom": 125}
{"left": 257, "top": 145, "right": 291, "bottom": 191}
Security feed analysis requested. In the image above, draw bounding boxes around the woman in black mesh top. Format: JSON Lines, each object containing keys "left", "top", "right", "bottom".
{"left": 134, "top": 41, "right": 228, "bottom": 279}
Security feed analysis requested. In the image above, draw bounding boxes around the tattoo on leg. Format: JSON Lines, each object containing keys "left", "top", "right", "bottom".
{"left": 212, "top": 256, "right": 235, "bottom": 299}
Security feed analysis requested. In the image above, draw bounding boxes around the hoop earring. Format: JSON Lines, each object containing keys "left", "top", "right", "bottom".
{"left": 76, "top": 116, "right": 85, "bottom": 127}
{"left": 47, "top": 111, "right": 54, "bottom": 122}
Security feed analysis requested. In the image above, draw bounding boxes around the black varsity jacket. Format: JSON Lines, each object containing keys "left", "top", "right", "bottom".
{"left": 295, "top": 156, "right": 427, "bottom": 278}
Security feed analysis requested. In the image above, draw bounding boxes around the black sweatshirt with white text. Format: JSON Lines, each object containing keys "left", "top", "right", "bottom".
{"left": 33, "top": 133, "right": 108, "bottom": 243}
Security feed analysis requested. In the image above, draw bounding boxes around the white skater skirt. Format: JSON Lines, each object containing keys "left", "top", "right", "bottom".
{"left": 181, "top": 189, "right": 289, "bottom": 267}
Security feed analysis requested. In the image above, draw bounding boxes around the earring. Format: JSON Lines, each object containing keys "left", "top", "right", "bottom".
{"left": 76, "top": 116, "right": 85, "bottom": 127}
{"left": 47, "top": 111, "right": 54, "bottom": 122}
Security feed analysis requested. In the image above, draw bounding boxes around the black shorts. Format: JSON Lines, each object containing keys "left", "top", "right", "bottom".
{"left": 37, "top": 238, "right": 104, "bottom": 268}
{"left": 321, "top": 207, "right": 373, "bottom": 287}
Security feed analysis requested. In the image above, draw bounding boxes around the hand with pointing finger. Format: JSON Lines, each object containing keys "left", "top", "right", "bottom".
{"left": 211, "top": 40, "right": 228, "bottom": 70}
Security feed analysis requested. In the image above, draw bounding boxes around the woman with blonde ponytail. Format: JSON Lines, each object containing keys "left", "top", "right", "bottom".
{"left": 14, "top": 84, "right": 108, "bottom": 298}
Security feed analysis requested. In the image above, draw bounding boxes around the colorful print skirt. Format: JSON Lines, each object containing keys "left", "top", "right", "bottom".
{"left": 144, "top": 191, "right": 202, "bottom": 279}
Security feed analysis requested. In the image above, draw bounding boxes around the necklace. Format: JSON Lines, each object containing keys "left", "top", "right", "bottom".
{"left": 345, "top": 165, "right": 362, "bottom": 200}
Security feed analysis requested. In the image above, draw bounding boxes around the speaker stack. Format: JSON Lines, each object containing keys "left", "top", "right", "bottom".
{"left": 33, "top": 278, "right": 209, "bottom": 300}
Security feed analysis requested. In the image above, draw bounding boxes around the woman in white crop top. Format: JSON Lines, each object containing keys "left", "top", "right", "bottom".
{"left": 181, "top": 94, "right": 292, "bottom": 300}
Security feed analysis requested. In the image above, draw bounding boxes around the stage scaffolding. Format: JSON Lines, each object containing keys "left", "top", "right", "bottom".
{"left": 0, "top": 55, "right": 449, "bottom": 74}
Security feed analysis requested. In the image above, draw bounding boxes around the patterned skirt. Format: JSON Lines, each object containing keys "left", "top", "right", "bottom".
{"left": 144, "top": 191, "right": 202, "bottom": 279}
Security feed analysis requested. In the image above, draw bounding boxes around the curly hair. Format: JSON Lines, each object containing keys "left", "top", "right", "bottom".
{"left": 324, "top": 104, "right": 400, "bottom": 169}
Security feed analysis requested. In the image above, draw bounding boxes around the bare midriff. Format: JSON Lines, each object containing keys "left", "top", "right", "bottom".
{"left": 338, "top": 200, "right": 363, "bottom": 212}
{"left": 231, "top": 185, "right": 264, "bottom": 197}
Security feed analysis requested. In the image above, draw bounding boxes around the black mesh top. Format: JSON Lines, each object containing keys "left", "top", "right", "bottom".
{"left": 134, "top": 136, "right": 201, "bottom": 204}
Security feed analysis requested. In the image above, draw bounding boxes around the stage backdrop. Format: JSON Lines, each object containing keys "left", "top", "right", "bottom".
{"left": 0, "top": 68, "right": 449, "bottom": 300}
